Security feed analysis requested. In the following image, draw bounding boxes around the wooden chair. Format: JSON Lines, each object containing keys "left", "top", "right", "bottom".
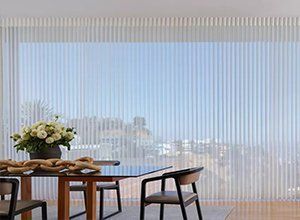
{"left": 0, "top": 178, "right": 47, "bottom": 220}
{"left": 69, "top": 160, "right": 122, "bottom": 220}
{"left": 140, "top": 167, "right": 204, "bottom": 220}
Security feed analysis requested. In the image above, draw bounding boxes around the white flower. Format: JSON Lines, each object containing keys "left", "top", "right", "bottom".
{"left": 37, "top": 125, "right": 46, "bottom": 131}
{"left": 12, "top": 133, "right": 21, "bottom": 138}
{"left": 11, "top": 133, "right": 21, "bottom": 141}
{"left": 65, "top": 132, "right": 74, "bottom": 140}
{"left": 54, "top": 124, "right": 63, "bottom": 132}
{"left": 45, "top": 125, "right": 54, "bottom": 133}
{"left": 22, "top": 133, "right": 31, "bottom": 141}
{"left": 30, "top": 129, "right": 38, "bottom": 137}
{"left": 48, "top": 121, "right": 58, "bottom": 127}
{"left": 45, "top": 137, "right": 54, "bottom": 144}
{"left": 32, "top": 121, "right": 44, "bottom": 129}
{"left": 61, "top": 131, "right": 67, "bottom": 137}
{"left": 37, "top": 130, "right": 47, "bottom": 139}
{"left": 51, "top": 133, "right": 61, "bottom": 141}
{"left": 22, "top": 126, "right": 31, "bottom": 134}
{"left": 54, "top": 128, "right": 62, "bottom": 134}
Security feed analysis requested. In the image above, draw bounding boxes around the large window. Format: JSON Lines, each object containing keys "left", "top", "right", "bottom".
{"left": 1, "top": 17, "right": 300, "bottom": 201}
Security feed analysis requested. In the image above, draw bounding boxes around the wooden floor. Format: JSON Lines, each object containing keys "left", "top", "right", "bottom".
{"left": 125, "top": 201, "right": 300, "bottom": 220}
{"left": 202, "top": 201, "right": 300, "bottom": 220}
{"left": 49, "top": 200, "right": 300, "bottom": 219}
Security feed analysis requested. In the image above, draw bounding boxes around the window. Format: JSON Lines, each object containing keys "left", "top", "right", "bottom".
{"left": 1, "top": 17, "right": 299, "bottom": 201}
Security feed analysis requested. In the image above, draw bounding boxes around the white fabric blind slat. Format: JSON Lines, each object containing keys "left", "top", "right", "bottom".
{"left": 0, "top": 17, "right": 299, "bottom": 201}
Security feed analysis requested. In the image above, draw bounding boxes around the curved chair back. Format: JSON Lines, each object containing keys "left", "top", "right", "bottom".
{"left": 0, "top": 178, "right": 19, "bottom": 217}
{"left": 164, "top": 167, "right": 204, "bottom": 185}
{"left": 0, "top": 182, "right": 13, "bottom": 195}
{"left": 139, "top": 167, "right": 204, "bottom": 219}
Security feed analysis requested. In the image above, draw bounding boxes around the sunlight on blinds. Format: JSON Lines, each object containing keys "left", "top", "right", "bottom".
{"left": 1, "top": 17, "right": 299, "bottom": 201}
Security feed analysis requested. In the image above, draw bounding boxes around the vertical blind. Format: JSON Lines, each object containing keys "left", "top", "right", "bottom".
{"left": 0, "top": 17, "right": 300, "bottom": 201}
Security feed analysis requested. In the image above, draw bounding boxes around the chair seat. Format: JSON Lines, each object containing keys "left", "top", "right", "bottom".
{"left": 145, "top": 191, "right": 197, "bottom": 204}
{"left": 0, "top": 200, "right": 44, "bottom": 216}
{"left": 70, "top": 183, "right": 118, "bottom": 191}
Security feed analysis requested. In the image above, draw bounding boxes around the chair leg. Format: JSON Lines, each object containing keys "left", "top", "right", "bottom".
{"left": 140, "top": 202, "right": 145, "bottom": 220}
{"left": 159, "top": 204, "right": 164, "bottom": 220}
{"left": 192, "top": 182, "right": 202, "bottom": 220}
{"left": 175, "top": 180, "right": 187, "bottom": 220}
{"left": 83, "top": 190, "right": 88, "bottom": 210}
{"left": 100, "top": 187, "right": 122, "bottom": 219}
{"left": 99, "top": 188, "right": 104, "bottom": 220}
{"left": 179, "top": 202, "right": 188, "bottom": 220}
{"left": 69, "top": 190, "right": 88, "bottom": 219}
{"left": 116, "top": 184, "right": 122, "bottom": 212}
{"left": 41, "top": 202, "right": 48, "bottom": 220}
{"left": 195, "top": 199, "right": 203, "bottom": 220}
{"left": 140, "top": 181, "right": 147, "bottom": 220}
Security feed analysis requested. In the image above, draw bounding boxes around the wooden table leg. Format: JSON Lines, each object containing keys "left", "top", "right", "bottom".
{"left": 21, "top": 176, "right": 32, "bottom": 220}
{"left": 86, "top": 181, "right": 97, "bottom": 220}
{"left": 58, "top": 177, "right": 70, "bottom": 220}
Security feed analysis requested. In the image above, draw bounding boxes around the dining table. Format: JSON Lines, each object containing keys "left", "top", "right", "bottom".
{"left": 0, "top": 163, "right": 172, "bottom": 220}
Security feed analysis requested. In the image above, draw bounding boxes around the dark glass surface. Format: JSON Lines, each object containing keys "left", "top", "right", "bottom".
{"left": 0, "top": 165, "right": 172, "bottom": 178}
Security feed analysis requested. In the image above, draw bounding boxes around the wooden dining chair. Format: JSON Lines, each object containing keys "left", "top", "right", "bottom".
{"left": 69, "top": 160, "right": 122, "bottom": 220}
{"left": 140, "top": 167, "right": 204, "bottom": 220}
{"left": 0, "top": 178, "right": 47, "bottom": 220}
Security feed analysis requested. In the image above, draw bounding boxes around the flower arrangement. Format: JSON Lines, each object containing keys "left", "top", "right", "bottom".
{"left": 10, "top": 116, "right": 76, "bottom": 153}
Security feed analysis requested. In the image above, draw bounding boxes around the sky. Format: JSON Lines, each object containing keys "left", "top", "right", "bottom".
{"left": 17, "top": 42, "right": 300, "bottom": 142}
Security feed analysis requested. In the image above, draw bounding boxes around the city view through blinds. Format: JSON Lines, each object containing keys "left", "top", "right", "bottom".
{"left": 1, "top": 18, "right": 300, "bottom": 201}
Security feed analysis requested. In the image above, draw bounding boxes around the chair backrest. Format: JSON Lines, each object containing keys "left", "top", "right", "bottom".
{"left": 0, "top": 178, "right": 19, "bottom": 217}
{"left": 164, "top": 167, "right": 204, "bottom": 185}
{"left": 93, "top": 160, "right": 120, "bottom": 166}
{"left": 0, "top": 182, "right": 13, "bottom": 195}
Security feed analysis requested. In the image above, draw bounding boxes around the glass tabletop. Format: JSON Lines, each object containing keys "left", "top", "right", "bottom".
{"left": 0, "top": 165, "right": 172, "bottom": 178}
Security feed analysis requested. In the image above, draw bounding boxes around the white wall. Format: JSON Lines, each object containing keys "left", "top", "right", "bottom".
{"left": 0, "top": 0, "right": 300, "bottom": 17}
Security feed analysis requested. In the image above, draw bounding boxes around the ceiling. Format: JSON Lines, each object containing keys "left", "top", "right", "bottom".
{"left": 0, "top": 0, "right": 300, "bottom": 17}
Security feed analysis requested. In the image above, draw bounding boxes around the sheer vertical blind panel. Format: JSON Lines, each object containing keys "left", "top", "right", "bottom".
{"left": 0, "top": 17, "right": 299, "bottom": 201}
